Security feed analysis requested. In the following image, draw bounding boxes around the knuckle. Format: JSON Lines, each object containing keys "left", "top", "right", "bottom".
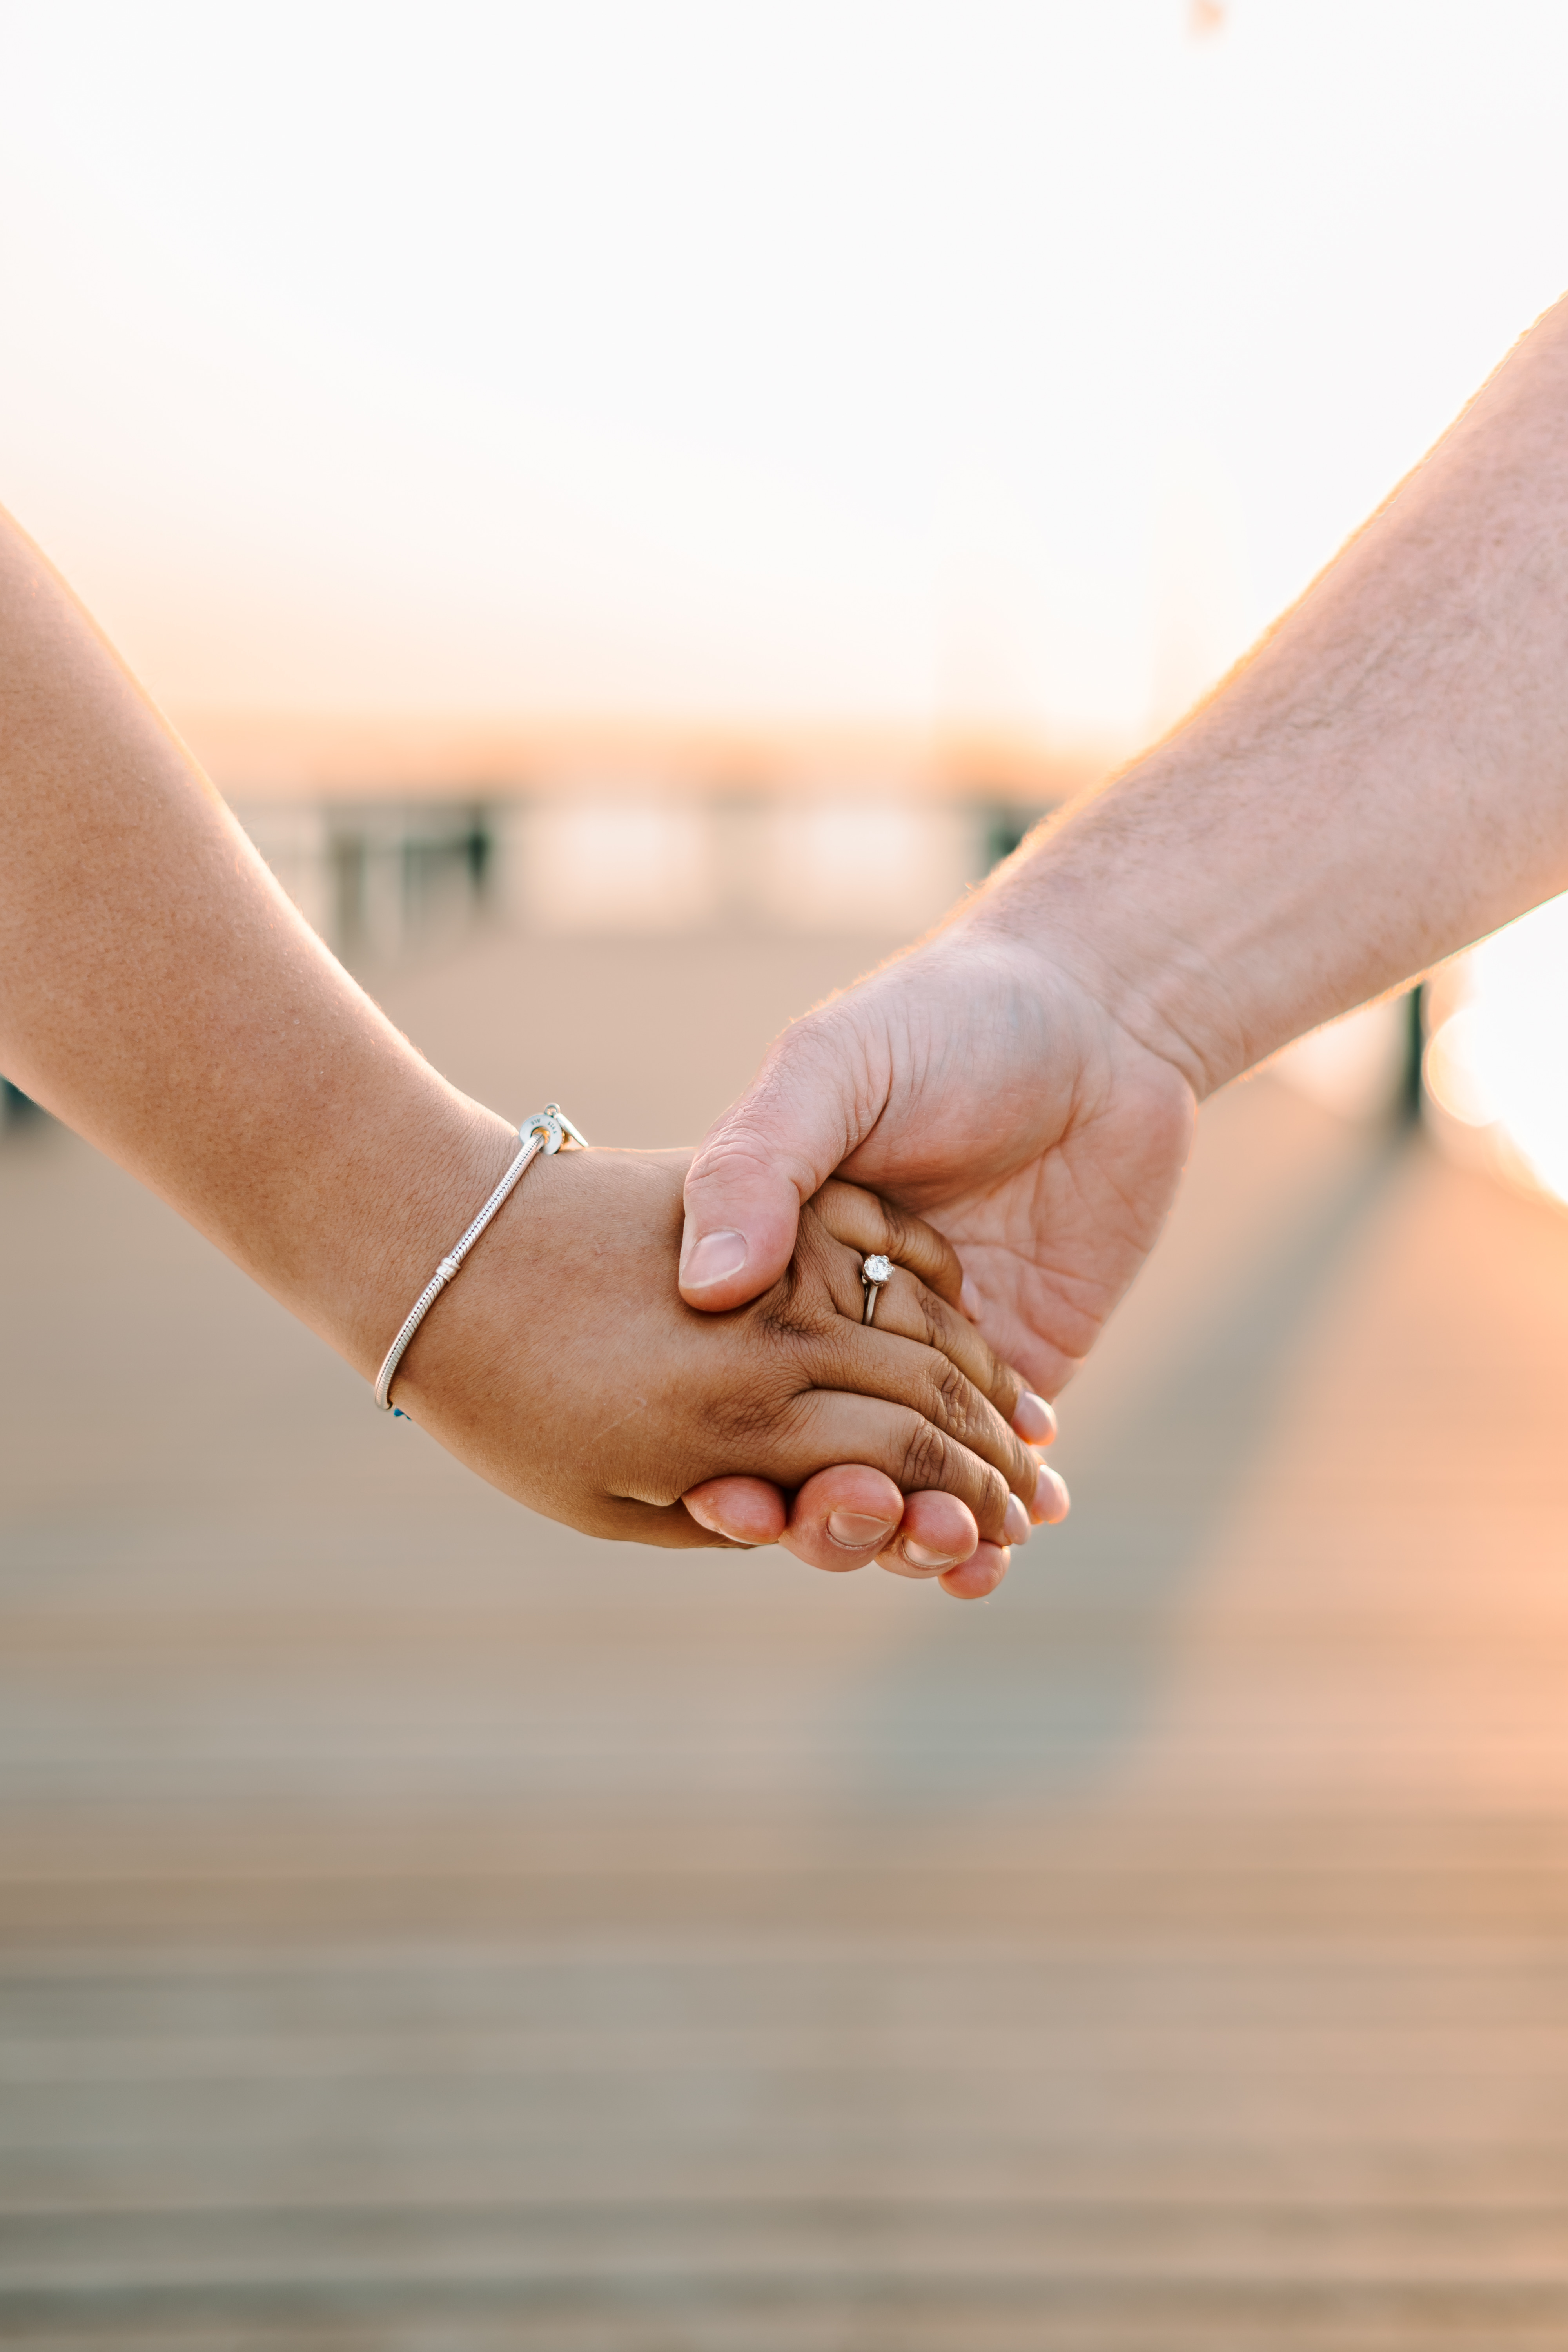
{"left": 761, "top": 1276, "right": 836, "bottom": 1345}
{"left": 928, "top": 1293, "right": 1013, "bottom": 1414}
{"left": 913, "top": 1358, "right": 1025, "bottom": 1492}
{"left": 914, "top": 1285, "right": 949, "bottom": 1353}
{"left": 962, "top": 1460, "right": 1009, "bottom": 1535}
{"left": 890, "top": 1204, "right": 960, "bottom": 1288}
{"left": 927, "top": 1357, "right": 975, "bottom": 1438}
{"left": 882, "top": 1201, "right": 930, "bottom": 1264}
{"left": 898, "top": 1419, "right": 956, "bottom": 1495}
{"left": 976, "top": 1341, "right": 1019, "bottom": 1415}
{"left": 930, "top": 1235, "right": 964, "bottom": 1290}
{"left": 813, "top": 1178, "right": 858, "bottom": 1228}
{"left": 685, "top": 1132, "right": 778, "bottom": 1194}
{"left": 918, "top": 1288, "right": 991, "bottom": 1395}
{"left": 710, "top": 1362, "right": 811, "bottom": 1457}
{"left": 913, "top": 1356, "right": 997, "bottom": 1458}
{"left": 758, "top": 1294, "right": 823, "bottom": 1351}
{"left": 755, "top": 1228, "right": 840, "bottom": 1341}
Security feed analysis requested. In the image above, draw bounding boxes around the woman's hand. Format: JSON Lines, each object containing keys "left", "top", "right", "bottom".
{"left": 678, "top": 1177, "right": 1069, "bottom": 1600}
{"left": 389, "top": 1143, "right": 1053, "bottom": 1584}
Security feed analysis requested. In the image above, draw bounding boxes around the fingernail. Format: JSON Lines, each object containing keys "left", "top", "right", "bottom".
{"left": 1012, "top": 1390, "right": 1056, "bottom": 1444}
{"left": 827, "top": 1511, "right": 898, "bottom": 1551}
{"left": 1003, "top": 1494, "right": 1031, "bottom": 1546}
{"left": 681, "top": 1229, "right": 748, "bottom": 1289}
{"left": 903, "top": 1540, "right": 960, "bottom": 1570}
{"left": 683, "top": 1493, "right": 751, "bottom": 1541}
{"left": 960, "top": 1275, "right": 982, "bottom": 1321}
{"left": 1032, "top": 1465, "right": 1071, "bottom": 1526}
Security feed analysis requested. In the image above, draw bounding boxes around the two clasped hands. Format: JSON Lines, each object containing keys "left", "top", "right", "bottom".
{"left": 408, "top": 291, "right": 1568, "bottom": 1583}
{"left": 8, "top": 297, "right": 1568, "bottom": 1574}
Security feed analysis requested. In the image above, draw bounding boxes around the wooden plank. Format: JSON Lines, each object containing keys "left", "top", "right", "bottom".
{"left": 7, "top": 925, "right": 1568, "bottom": 2343}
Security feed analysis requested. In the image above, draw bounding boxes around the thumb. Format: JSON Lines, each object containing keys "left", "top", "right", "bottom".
{"left": 680, "top": 1011, "right": 886, "bottom": 1311}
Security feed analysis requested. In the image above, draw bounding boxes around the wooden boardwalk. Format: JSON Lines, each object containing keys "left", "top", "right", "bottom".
{"left": 6, "top": 925, "right": 1568, "bottom": 2348}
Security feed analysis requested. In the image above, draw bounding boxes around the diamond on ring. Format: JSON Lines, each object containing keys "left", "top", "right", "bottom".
{"left": 863, "top": 1254, "right": 893, "bottom": 1285}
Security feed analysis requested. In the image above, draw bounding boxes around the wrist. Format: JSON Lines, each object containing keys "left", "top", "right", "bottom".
{"left": 957, "top": 762, "right": 1255, "bottom": 1102}
{"left": 954, "top": 879, "right": 1240, "bottom": 1110}
{"left": 235, "top": 1046, "right": 521, "bottom": 1388}
{"left": 335, "top": 1088, "right": 523, "bottom": 1385}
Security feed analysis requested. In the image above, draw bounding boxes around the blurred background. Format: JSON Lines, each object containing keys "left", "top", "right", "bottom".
{"left": 6, "top": 1, "right": 1568, "bottom": 2343}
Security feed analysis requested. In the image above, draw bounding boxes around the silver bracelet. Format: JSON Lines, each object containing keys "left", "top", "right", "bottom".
{"left": 374, "top": 1103, "right": 589, "bottom": 1412}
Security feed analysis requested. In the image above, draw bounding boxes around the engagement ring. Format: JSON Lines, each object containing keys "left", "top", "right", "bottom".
{"left": 861, "top": 1253, "right": 893, "bottom": 1324}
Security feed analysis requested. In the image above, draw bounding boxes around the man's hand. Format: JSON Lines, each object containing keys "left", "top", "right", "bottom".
{"left": 677, "top": 921, "right": 1196, "bottom": 1424}
{"left": 675, "top": 299, "right": 1568, "bottom": 1416}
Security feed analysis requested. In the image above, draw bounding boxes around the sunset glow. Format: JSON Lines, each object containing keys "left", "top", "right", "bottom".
{"left": 4, "top": 2, "right": 1568, "bottom": 747}
{"left": 1426, "top": 902, "right": 1568, "bottom": 1211}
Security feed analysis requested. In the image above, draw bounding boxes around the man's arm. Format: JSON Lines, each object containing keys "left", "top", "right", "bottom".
{"left": 679, "top": 294, "right": 1568, "bottom": 1387}
{"left": 1007, "top": 288, "right": 1568, "bottom": 1102}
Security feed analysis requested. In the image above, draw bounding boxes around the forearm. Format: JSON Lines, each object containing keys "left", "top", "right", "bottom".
{"left": 972, "top": 294, "right": 1568, "bottom": 1098}
{"left": 0, "top": 507, "right": 514, "bottom": 1376}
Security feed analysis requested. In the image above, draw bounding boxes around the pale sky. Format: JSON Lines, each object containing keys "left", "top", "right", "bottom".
{"left": 3, "top": 1, "right": 1566, "bottom": 739}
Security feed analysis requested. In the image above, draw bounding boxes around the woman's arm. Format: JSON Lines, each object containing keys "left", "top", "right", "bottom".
{"left": 0, "top": 506, "right": 1051, "bottom": 1581}
{"left": 0, "top": 507, "right": 513, "bottom": 1373}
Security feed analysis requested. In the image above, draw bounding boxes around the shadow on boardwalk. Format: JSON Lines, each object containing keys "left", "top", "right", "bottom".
{"left": 858, "top": 1121, "right": 1418, "bottom": 1803}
